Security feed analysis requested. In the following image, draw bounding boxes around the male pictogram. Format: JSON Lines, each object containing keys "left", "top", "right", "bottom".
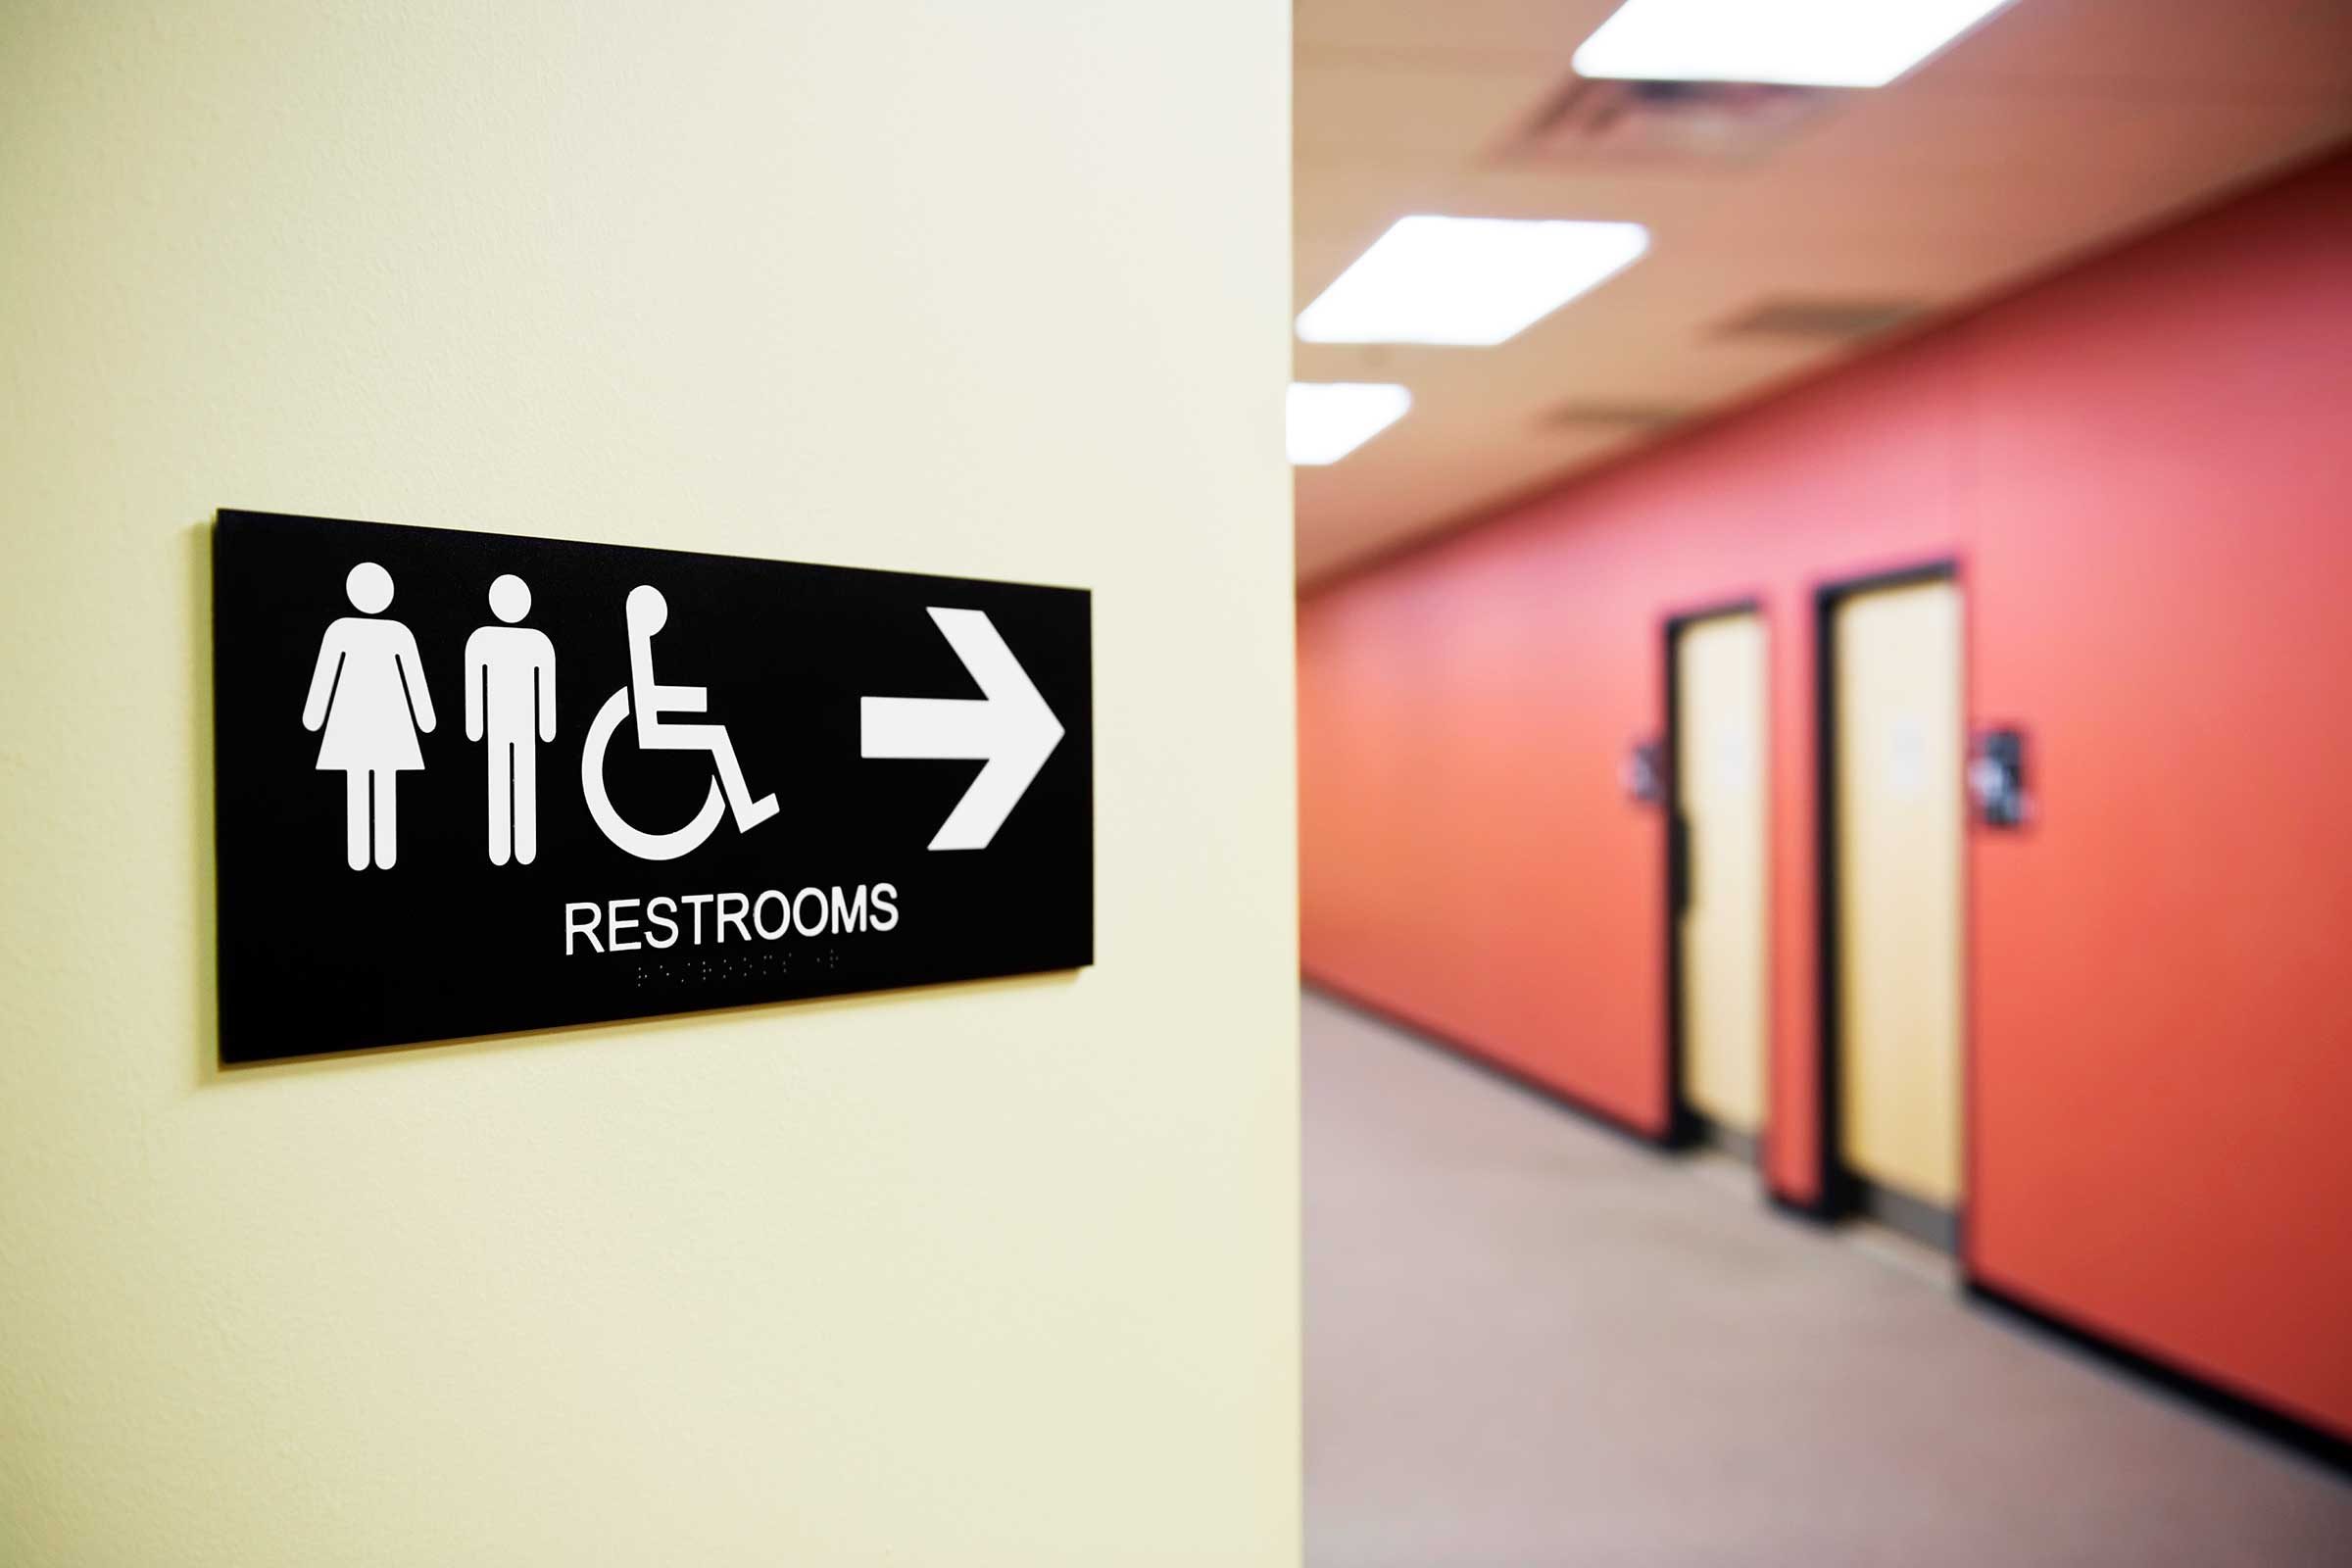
{"left": 465, "top": 573, "right": 557, "bottom": 864}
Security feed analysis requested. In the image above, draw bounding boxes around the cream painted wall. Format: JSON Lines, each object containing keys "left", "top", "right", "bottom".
{"left": 0, "top": 3, "right": 1298, "bottom": 1563}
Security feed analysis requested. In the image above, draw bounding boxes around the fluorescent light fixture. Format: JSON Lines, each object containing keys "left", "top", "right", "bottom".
{"left": 1296, "top": 217, "right": 1650, "bottom": 347}
{"left": 1288, "top": 382, "right": 1411, "bottom": 466}
{"left": 1573, "top": 0, "right": 2017, "bottom": 88}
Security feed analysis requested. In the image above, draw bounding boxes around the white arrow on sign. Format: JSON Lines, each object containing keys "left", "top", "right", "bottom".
{"left": 860, "top": 608, "right": 1065, "bottom": 851}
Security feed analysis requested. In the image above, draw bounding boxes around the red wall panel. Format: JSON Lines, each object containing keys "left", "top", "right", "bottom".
{"left": 1297, "top": 152, "right": 2352, "bottom": 1439}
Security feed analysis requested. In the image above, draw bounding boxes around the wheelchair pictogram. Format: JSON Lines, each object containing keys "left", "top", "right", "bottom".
{"left": 581, "top": 584, "right": 778, "bottom": 862}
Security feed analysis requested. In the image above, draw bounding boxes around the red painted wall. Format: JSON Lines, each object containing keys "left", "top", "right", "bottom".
{"left": 1298, "top": 152, "right": 2352, "bottom": 1440}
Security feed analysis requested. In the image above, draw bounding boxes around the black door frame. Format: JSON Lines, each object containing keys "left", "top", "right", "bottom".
{"left": 1810, "top": 558, "right": 1967, "bottom": 1250}
{"left": 1662, "top": 597, "right": 1766, "bottom": 1157}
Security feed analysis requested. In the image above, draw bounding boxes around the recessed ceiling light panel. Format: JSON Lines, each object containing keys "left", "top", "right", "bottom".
{"left": 1296, "top": 216, "right": 1650, "bottom": 347}
{"left": 1288, "top": 382, "right": 1412, "bottom": 466}
{"left": 1573, "top": 0, "right": 2017, "bottom": 89}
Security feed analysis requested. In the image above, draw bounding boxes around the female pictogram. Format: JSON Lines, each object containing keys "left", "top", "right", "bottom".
{"left": 302, "top": 561, "right": 436, "bottom": 869}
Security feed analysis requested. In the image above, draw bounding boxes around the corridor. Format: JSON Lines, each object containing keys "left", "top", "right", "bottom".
{"left": 1302, "top": 993, "right": 2352, "bottom": 1567}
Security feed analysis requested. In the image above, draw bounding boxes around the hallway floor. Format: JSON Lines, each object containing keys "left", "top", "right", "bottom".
{"left": 1302, "top": 992, "right": 2352, "bottom": 1567}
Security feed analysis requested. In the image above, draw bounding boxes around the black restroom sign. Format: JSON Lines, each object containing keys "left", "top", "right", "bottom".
{"left": 212, "top": 510, "right": 1092, "bottom": 1063}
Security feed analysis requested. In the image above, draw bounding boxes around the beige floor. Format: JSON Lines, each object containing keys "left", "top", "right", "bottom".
{"left": 1302, "top": 992, "right": 2352, "bottom": 1567}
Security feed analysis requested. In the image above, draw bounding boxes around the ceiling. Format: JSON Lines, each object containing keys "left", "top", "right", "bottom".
{"left": 1293, "top": 0, "right": 2352, "bottom": 584}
